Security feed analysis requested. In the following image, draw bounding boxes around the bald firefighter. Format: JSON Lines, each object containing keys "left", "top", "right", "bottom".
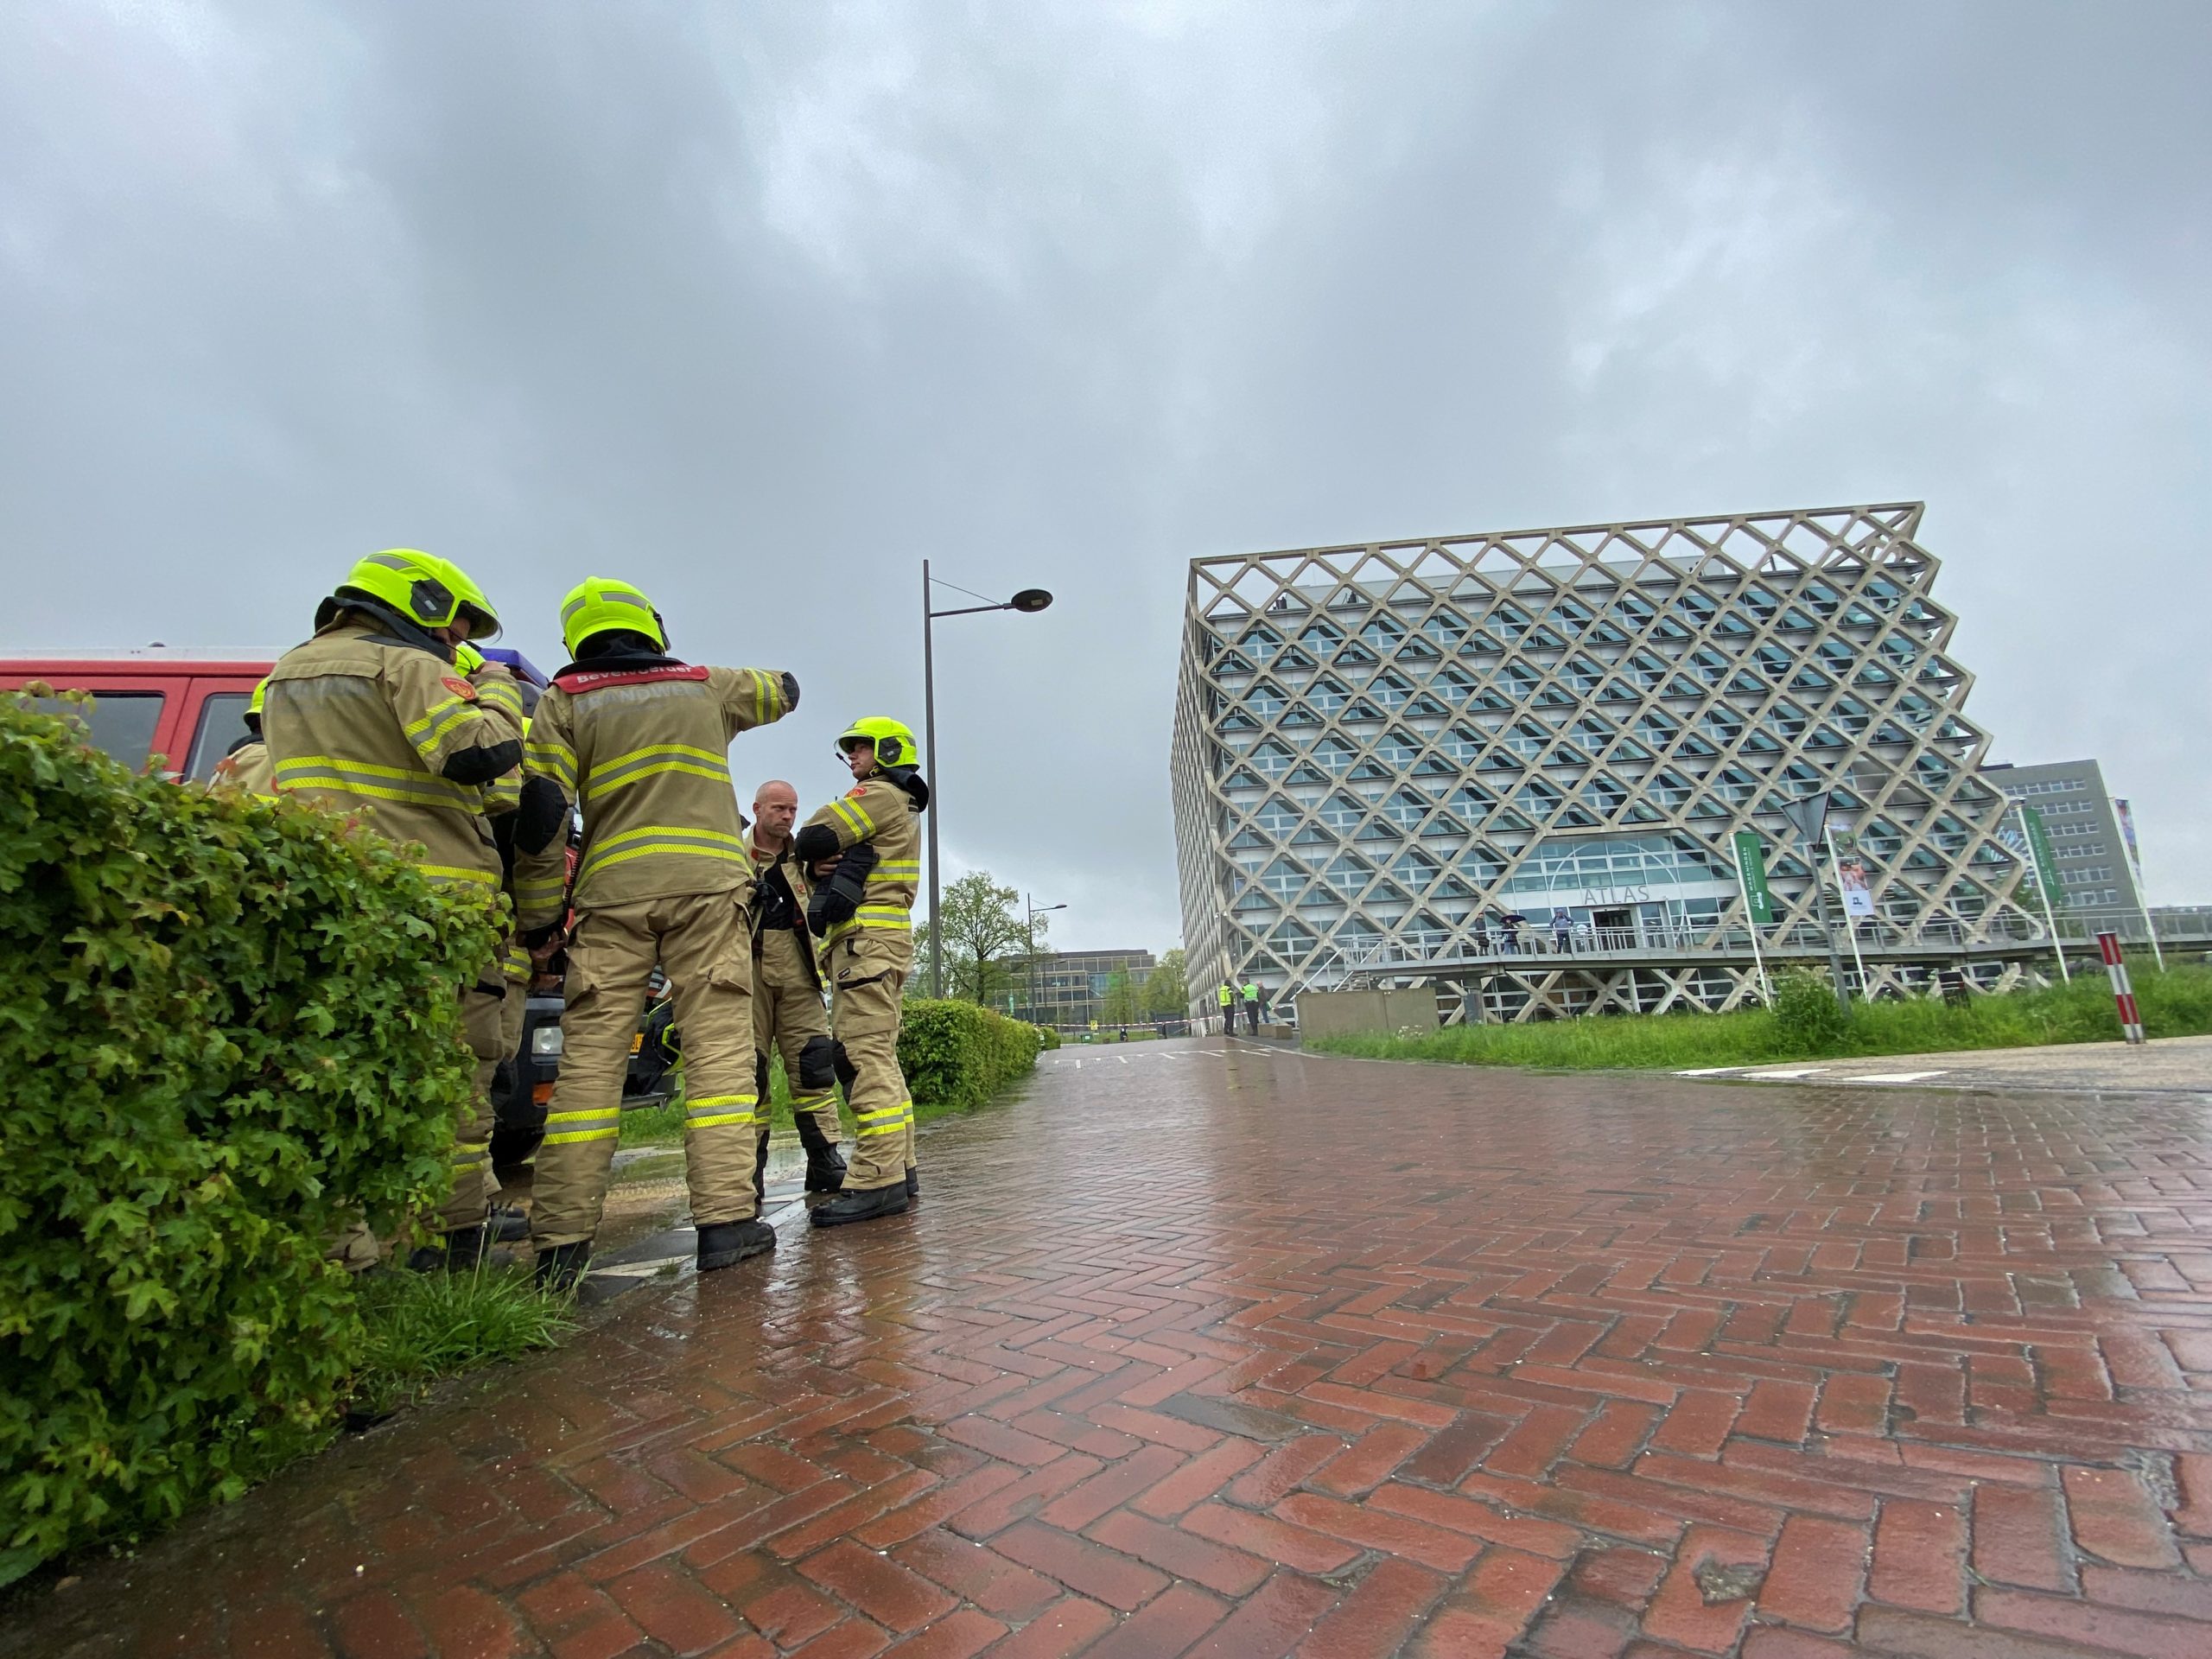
{"left": 747, "top": 780, "right": 848, "bottom": 1200}
{"left": 262, "top": 550, "right": 522, "bottom": 1269}
{"left": 512, "top": 578, "right": 798, "bottom": 1289}
{"left": 793, "top": 717, "right": 929, "bottom": 1227}
{"left": 211, "top": 679, "right": 275, "bottom": 795}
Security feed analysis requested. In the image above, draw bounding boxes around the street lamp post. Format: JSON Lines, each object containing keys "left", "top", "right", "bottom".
{"left": 1027, "top": 896, "right": 1067, "bottom": 1025}
{"left": 922, "top": 560, "right": 1054, "bottom": 998}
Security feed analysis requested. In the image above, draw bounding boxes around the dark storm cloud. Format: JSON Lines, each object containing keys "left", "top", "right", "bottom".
{"left": 4, "top": 1, "right": 2208, "bottom": 944}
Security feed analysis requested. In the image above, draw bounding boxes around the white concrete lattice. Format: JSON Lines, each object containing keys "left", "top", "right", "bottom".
{"left": 1169, "top": 503, "right": 2045, "bottom": 1020}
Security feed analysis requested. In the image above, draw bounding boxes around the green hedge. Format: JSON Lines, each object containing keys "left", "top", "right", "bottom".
{"left": 0, "top": 694, "right": 499, "bottom": 1584}
{"left": 897, "top": 1000, "right": 1045, "bottom": 1112}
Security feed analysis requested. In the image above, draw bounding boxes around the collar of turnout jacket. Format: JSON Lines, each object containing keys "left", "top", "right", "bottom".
{"left": 263, "top": 620, "right": 517, "bottom": 888}
{"left": 512, "top": 661, "right": 793, "bottom": 927}
{"left": 798, "top": 772, "right": 925, "bottom": 953}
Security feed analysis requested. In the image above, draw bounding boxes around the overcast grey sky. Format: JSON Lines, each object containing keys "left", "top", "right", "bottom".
{"left": 5, "top": 2, "right": 2208, "bottom": 949}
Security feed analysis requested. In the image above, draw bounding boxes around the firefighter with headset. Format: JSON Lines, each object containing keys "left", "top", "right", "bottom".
{"left": 511, "top": 577, "right": 798, "bottom": 1290}
{"left": 211, "top": 679, "right": 275, "bottom": 795}
{"left": 791, "top": 717, "right": 929, "bottom": 1227}
{"left": 261, "top": 549, "right": 523, "bottom": 1270}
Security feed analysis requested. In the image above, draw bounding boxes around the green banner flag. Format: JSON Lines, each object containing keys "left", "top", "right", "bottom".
{"left": 1732, "top": 830, "right": 1775, "bottom": 925}
{"left": 2020, "top": 804, "right": 2061, "bottom": 908}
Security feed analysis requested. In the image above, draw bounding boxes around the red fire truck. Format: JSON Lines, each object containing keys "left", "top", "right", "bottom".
{"left": 0, "top": 649, "right": 271, "bottom": 781}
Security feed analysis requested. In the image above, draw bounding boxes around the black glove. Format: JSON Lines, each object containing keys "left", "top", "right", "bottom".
{"left": 806, "top": 840, "right": 879, "bottom": 931}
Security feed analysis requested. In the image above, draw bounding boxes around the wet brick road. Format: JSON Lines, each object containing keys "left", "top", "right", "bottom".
{"left": 10, "top": 1038, "right": 2212, "bottom": 1657}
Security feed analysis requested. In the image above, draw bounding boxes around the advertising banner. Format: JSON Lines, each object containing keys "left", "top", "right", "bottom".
{"left": 2021, "top": 804, "right": 2062, "bottom": 906}
{"left": 1832, "top": 831, "right": 1875, "bottom": 918}
{"left": 2113, "top": 797, "right": 2145, "bottom": 885}
{"left": 1732, "top": 830, "right": 1775, "bottom": 925}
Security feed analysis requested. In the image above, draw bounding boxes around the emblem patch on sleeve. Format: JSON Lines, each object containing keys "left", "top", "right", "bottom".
{"left": 442, "top": 676, "right": 479, "bottom": 699}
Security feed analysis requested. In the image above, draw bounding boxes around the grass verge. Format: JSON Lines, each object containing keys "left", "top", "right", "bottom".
{"left": 623, "top": 1040, "right": 1041, "bottom": 1146}
{"left": 348, "top": 1264, "right": 575, "bottom": 1420}
{"left": 1305, "top": 961, "right": 2212, "bottom": 1071}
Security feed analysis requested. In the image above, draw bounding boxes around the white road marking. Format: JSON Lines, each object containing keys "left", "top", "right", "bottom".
{"left": 1840, "top": 1071, "right": 1948, "bottom": 1084}
{"left": 1675, "top": 1066, "right": 1745, "bottom": 1077}
{"left": 1118, "top": 1057, "right": 1130, "bottom": 1065}
{"left": 1743, "top": 1068, "right": 1831, "bottom": 1080}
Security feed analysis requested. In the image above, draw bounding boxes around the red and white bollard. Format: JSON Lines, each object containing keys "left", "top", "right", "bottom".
{"left": 2096, "top": 931, "right": 2144, "bottom": 1046}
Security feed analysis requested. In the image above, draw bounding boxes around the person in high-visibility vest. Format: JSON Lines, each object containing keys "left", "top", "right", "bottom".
{"left": 511, "top": 578, "right": 798, "bottom": 1288}
{"left": 1242, "top": 980, "right": 1263, "bottom": 1035}
{"left": 1216, "top": 980, "right": 1235, "bottom": 1033}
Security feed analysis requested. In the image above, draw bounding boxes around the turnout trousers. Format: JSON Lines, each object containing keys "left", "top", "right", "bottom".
{"left": 827, "top": 931, "right": 914, "bottom": 1192}
{"left": 442, "top": 949, "right": 509, "bottom": 1231}
{"left": 754, "top": 926, "right": 842, "bottom": 1154}
{"left": 531, "top": 892, "right": 760, "bottom": 1249}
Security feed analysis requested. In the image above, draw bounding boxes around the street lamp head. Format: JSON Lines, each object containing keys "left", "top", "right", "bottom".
{"left": 1009, "top": 588, "right": 1054, "bottom": 613}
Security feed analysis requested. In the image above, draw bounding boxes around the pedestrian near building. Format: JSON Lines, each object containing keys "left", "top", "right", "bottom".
{"left": 512, "top": 578, "right": 798, "bottom": 1289}
{"left": 210, "top": 679, "right": 274, "bottom": 796}
{"left": 262, "top": 549, "right": 521, "bottom": 1270}
{"left": 747, "top": 779, "right": 848, "bottom": 1198}
{"left": 792, "top": 717, "right": 929, "bottom": 1228}
{"left": 1241, "top": 979, "right": 1262, "bottom": 1035}
{"left": 1217, "top": 979, "right": 1235, "bottom": 1034}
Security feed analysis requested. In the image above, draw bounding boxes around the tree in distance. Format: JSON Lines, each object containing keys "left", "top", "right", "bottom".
{"left": 916, "top": 871, "right": 1035, "bottom": 1006}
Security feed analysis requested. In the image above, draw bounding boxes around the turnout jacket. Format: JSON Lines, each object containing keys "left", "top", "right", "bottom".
{"left": 212, "top": 734, "right": 274, "bottom": 796}
{"left": 748, "top": 833, "right": 822, "bottom": 992}
{"left": 512, "top": 659, "right": 796, "bottom": 930}
{"left": 264, "top": 614, "right": 524, "bottom": 890}
{"left": 794, "top": 770, "right": 928, "bottom": 963}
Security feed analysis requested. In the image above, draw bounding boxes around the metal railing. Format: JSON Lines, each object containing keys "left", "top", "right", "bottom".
{"left": 1303, "top": 909, "right": 2212, "bottom": 977}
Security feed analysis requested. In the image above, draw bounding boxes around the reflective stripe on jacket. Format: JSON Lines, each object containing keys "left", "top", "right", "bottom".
{"left": 797, "top": 773, "right": 925, "bottom": 960}
{"left": 264, "top": 620, "right": 522, "bottom": 888}
{"left": 512, "top": 664, "right": 792, "bottom": 926}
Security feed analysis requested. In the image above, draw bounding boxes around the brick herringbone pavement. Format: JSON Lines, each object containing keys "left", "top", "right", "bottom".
{"left": 11, "top": 1040, "right": 2212, "bottom": 1658}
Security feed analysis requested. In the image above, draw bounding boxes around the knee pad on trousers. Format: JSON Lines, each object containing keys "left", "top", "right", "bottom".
{"left": 798, "top": 1034, "right": 840, "bottom": 1092}
{"left": 833, "top": 1041, "right": 858, "bottom": 1094}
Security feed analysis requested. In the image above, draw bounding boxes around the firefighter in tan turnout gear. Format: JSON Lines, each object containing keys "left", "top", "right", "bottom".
{"left": 512, "top": 578, "right": 798, "bottom": 1289}
{"left": 456, "top": 638, "right": 538, "bottom": 1245}
{"left": 793, "top": 717, "right": 929, "bottom": 1227}
{"left": 747, "top": 781, "right": 849, "bottom": 1199}
{"left": 261, "top": 549, "right": 523, "bottom": 1269}
{"left": 211, "top": 679, "right": 275, "bottom": 795}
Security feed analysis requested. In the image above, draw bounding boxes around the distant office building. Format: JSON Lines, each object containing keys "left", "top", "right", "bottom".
{"left": 1985, "top": 760, "right": 2143, "bottom": 915}
{"left": 1024, "top": 949, "right": 1157, "bottom": 1028}
{"left": 1171, "top": 502, "right": 2050, "bottom": 1020}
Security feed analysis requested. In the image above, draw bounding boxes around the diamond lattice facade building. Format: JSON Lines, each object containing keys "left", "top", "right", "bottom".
{"left": 1171, "top": 503, "right": 2048, "bottom": 1021}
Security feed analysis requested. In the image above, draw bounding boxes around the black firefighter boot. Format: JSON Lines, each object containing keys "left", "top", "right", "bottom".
{"left": 809, "top": 1182, "right": 910, "bottom": 1228}
{"left": 794, "top": 1113, "right": 848, "bottom": 1194}
{"left": 696, "top": 1217, "right": 778, "bottom": 1271}
{"left": 534, "top": 1240, "right": 591, "bottom": 1294}
{"left": 905, "top": 1166, "right": 919, "bottom": 1200}
{"left": 408, "top": 1224, "right": 488, "bottom": 1274}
